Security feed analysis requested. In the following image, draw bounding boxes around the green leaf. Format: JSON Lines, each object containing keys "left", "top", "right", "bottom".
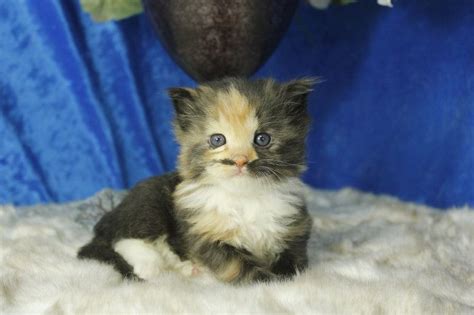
{"left": 334, "top": 0, "right": 358, "bottom": 5}
{"left": 80, "top": 0, "right": 143, "bottom": 22}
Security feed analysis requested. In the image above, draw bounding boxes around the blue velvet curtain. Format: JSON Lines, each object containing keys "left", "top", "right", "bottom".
{"left": 1, "top": 0, "right": 473, "bottom": 208}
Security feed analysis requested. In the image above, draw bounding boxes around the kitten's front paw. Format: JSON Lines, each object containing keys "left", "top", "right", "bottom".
{"left": 175, "top": 260, "right": 198, "bottom": 277}
{"left": 175, "top": 261, "right": 211, "bottom": 279}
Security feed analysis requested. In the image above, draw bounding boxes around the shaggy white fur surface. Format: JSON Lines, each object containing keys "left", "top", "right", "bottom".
{"left": 1, "top": 187, "right": 473, "bottom": 314}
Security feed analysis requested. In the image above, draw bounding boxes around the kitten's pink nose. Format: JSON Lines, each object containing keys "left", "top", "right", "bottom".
{"left": 233, "top": 155, "right": 249, "bottom": 168}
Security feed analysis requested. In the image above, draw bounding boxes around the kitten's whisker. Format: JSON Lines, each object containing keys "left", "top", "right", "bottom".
{"left": 257, "top": 159, "right": 304, "bottom": 168}
{"left": 258, "top": 165, "right": 283, "bottom": 182}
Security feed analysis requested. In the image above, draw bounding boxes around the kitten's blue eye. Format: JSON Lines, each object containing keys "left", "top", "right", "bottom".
{"left": 254, "top": 133, "right": 271, "bottom": 147}
{"left": 210, "top": 134, "right": 226, "bottom": 148}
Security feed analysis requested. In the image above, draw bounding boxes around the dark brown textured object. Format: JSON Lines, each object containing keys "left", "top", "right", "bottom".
{"left": 142, "top": 0, "right": 298, "bottom": 82}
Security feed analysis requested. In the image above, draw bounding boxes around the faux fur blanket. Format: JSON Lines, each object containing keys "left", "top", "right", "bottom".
{"left": 1, "top": 187, "right": 473, "bottom": 314}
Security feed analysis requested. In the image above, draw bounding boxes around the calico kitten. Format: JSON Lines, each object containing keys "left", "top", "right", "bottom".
{"left": 78, "top": 77, "right": 315, "bottom": 284}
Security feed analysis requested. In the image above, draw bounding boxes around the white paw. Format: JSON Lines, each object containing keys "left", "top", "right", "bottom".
{"left": 114, "top": 239, "right": 164, "bottom": 280}
{"left": 177, "top": 260, "right": 194, "bottom": 277}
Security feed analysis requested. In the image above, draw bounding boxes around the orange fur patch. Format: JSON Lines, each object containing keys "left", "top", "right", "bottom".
{"left": 205, "top": 86, "right": 259, "bottom": 162}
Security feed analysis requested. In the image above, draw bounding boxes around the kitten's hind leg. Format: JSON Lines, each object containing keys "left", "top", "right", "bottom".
{"left": 78, "top": 237, "right": 140, "bottom": 280}
{"left": 113, "top": 238, "right": 165, "bottom": 280}
{"left": 114, "top": 238, "right": 203, "bottom": 280}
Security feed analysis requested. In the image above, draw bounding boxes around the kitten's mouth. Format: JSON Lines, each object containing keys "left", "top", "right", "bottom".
{"left": 234, "top": 166, "right": 247, "bottom": 176}
{"left": 215, "top": 159, "right": 249, "bottom": 177}
{"left": 215, "top": 159, "right": 297, "bottom": 180}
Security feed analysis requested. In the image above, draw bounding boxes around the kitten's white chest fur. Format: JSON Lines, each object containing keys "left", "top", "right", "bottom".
{"left": 175, "top": 177, "right": 305, "bottom": 259}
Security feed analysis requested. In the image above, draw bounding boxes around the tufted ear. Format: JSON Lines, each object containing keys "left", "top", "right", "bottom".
{"left": 168, "top": 87, "right": 200, "bottom": 131}
{"left": 168, "top": 87, "right": 196, "bottom": 115}
{"left": 282, "top": 77, "right": 321, "bottom": 112}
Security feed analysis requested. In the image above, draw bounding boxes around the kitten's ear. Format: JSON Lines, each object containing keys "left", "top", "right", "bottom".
{"left": 168, "top": 87, "right": 196, "bottom": 115}
{"left": 168, "top": 87, "right": 200, "bottom": 131}
{"left": 282, "top": 77, "right": 321, "bottom": 110}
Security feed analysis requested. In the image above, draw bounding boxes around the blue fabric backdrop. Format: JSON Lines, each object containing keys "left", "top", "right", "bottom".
{"left": 0, "top": 0, "right": 473, "bottom": 208}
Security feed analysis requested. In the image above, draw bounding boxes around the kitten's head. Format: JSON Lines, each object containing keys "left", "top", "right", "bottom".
{"left": 169, "top": 77, "right": 317, "bottom": 184}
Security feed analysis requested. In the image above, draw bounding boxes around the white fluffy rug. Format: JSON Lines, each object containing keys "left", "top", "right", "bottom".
{"left": 1, "top": 187, "right": 474, "bottom": 314}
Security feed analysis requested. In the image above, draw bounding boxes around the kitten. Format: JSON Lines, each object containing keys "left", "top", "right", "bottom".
{"left": 78, "top": 77, "right": 315, "bottom": 284}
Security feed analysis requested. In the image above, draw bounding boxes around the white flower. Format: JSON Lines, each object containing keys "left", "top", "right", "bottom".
{"left": 377, "top": 0, "right": 393, "bottom": 7}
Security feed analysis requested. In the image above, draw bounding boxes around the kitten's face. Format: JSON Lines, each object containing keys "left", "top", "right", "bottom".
{"left": 169, "top": 78, "right": 315, "bottom": 184}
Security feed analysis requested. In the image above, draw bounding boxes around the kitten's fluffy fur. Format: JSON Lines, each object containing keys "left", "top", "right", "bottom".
{"left": 78, "top": 77, "right": 315, "bottom": 284}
